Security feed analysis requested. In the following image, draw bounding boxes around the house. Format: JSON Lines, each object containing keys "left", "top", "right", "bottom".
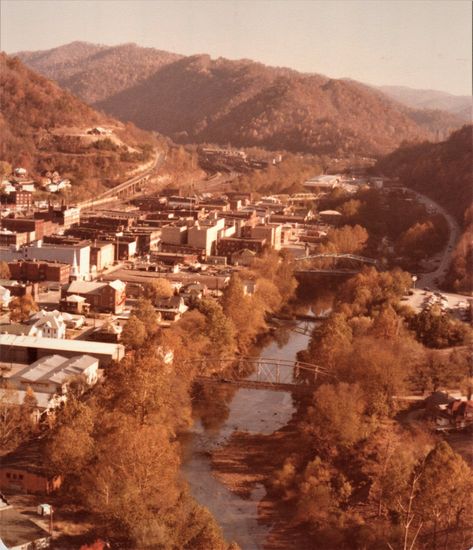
{"left": 431, "top": 392, "right": 473, "bottom": 431}
{"left": 231, "top": 248, "right": 256, "bottom": 266}
{"left": 0, "top": 322, "right": 41, "bottom": 338}
{"left": 0, "top": 280, "right": 39, "bottom": 301}
{"left": 445, "top": 400, "right": 473, "bottom": 429}
{"left": 154, "top": 296, "right": 188, "bottom": 321}
{"left": 61, "top": 312, "right": 85, "bottom": 329}
{"left": 0, "top": 388, "right": 65, "bottom": 424}
{"left": 90, "top": 321, "right": 123, "bottom": 343}
{"left": 180, "top": 282, "right": 207, "bottom": 303}
{"left": 0, "top": 440, "right": 62, "bottom": 494}
{"left": 59, "top": 293, "right": 88, "bottom": 314}
{"left": 29, "top": 310, "right": 67, "bottom": 339}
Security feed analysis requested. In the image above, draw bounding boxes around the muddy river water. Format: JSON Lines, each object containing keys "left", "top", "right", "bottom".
{"left": 180, "top": 323, "right": 315, "bottom": 549}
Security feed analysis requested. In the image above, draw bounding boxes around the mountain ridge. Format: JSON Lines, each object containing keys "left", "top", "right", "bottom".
{"left": 15, "top": 41, "right": 464, "bottom": 156}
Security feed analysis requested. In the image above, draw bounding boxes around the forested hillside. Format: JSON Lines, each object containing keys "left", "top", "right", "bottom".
{"left": 375, "top": 125, "right": 473, "bottom": 292}
{"left": 17, "top": 42, "right": 462, "bottom": 157}
{"left": 0, "top": 53, "right": 159, "bottom": 199}
{"left": 17, "top": 41, "right": 182, "bottom": 104}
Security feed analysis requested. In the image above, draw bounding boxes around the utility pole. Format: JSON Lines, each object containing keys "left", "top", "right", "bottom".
{"left": 49, "top": 506, "right": 54, "bottom": 536}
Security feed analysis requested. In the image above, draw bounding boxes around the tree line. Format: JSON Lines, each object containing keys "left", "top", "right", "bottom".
{"left": 271, "top": 267, "right": 473, "bottom": 549}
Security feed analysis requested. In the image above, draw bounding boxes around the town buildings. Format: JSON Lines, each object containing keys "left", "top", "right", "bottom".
{"left": 62, "top": 280, "right": 126, "bottom": 314}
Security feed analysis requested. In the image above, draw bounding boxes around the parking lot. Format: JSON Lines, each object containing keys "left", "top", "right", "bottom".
{"left": 402, "top": 288, "right": 471, "bottom": 321}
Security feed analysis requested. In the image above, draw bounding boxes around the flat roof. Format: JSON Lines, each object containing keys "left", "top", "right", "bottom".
{"left": 0, "top": 334, "right": 124, "bottom": 361}
{"left": 0, "top": 507, "right": 50, "bottom": 549}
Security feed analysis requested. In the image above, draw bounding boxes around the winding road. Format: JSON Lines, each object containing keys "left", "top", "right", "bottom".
{"left": 402, "top": 187, "right": 461, "bottom": 290}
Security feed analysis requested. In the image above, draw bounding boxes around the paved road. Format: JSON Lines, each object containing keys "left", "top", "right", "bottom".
{"left": 402, "top": 187, "right": 461, "bottom": 290}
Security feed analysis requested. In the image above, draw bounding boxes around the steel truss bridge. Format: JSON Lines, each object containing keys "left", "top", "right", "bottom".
{"left": 294, "top": 253, "right": 378, "bottom": 276}
{"left": 193, "top": 356, "right": 331, "bottom": 392}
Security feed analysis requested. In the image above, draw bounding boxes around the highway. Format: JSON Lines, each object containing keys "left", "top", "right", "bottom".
{"left": 402, "top": 187, "right": 461, "bottom": 290}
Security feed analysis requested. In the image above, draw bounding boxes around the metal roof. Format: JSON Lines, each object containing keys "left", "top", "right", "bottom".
{"left": 0, "top": 334, "right": 124, "bottom": 361}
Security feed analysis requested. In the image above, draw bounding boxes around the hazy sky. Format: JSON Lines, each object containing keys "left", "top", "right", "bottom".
{"left": 1, "top": 0, "right": 471, "bottom": 95}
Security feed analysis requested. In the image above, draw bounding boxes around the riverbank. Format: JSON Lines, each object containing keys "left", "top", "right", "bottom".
{"left": 210, "top": 400, "right": 314, "bottom": 550}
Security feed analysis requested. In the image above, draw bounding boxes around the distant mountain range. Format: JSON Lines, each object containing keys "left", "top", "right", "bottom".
{"left": 376, "top": 85, "right": 471, "bottom": 122}
{"left": 15, "top": 41, "right": 465, "bottom": 156}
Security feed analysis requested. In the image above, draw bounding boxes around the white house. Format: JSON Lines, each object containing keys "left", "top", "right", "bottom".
{"left": 29, "top": 310, "right": 66, "bottom": 339}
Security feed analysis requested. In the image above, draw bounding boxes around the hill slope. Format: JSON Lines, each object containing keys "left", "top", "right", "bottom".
{"left": 16, "top": 42, "right": 462, "bottom": 157}
{"left": 0, "top": 53, "right": 159, "bottom": 199}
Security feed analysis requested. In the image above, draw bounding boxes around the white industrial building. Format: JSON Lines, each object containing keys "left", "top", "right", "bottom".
{"left": 0, "top": 241, "right": 90, "bottom": 279}
{"left": 188, "top": 217, "right": 225, "bottom": 256}
{"left": 0, "top": 354, "right": 100, "bottom": 418}
{"left": 0, "top": 334, "right": 125, "bottom": 366}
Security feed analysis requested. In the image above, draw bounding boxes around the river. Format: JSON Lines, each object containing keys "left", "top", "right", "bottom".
{"left": 180, "top": 320, "right": 316, "bottom": 549}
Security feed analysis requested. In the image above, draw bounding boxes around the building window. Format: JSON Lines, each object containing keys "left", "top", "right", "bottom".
{"left": 6, "top": 473, "right": 10, "bottom": 478}
{"left": 18, "top": 474, "right": 24, "bottom": 480}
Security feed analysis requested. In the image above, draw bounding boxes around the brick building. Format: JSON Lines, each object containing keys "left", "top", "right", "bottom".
{"left": 0, "top": 441, "right": 62, "bottom": 494}
{"left": 8, "top": 260, "right": 71, "bottom": 284}
{"left": 1, "top": 217, "right": 57, "bottom": 241}
{"left": 217, "top": 237, "right": 266, "bottom": 259}
{"left": 62, "top": 279, "right": 126, "bottom": 314}
{"left": 0, "top": 279, "right": 39, "bottom": 300}
{"left": 0, "top": 230, "right": 30, "bottom": 247}
{"left": 34, "top": 205, "right": 80, "bottom": 229}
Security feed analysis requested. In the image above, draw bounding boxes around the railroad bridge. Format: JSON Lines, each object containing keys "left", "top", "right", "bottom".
{"left": 193, "top": 356, "right": 330, "bottom": 392}
{"left": 77, "top": 152, "right": 163, "bottom": 211}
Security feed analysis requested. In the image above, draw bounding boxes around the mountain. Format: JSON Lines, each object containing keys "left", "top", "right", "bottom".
{"left": 377, "top": 85, "right": 471, "bottom": 122}
{"left": 375, "top": 125, "right": 472, "bottom": 222}
{"left": 16, "top": 41, "right": 183, "bottom": 104}
{"left": 375, "top": 125, "right": 473, "bottom": 292}
{"left": 16, "top": 42, "right": 463, "bottom": 157}
{"left": 0, "top": 53, "right": 159, "bottom": 199}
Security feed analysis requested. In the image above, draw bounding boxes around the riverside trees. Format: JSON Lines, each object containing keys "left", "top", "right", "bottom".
{"left": 282, "top": 266, "right": 473, "bottom": 548}
{"left": 45, "top": 341, "right": 234, "bottom": 549}
{"left": 43, "top": 249, "right": 297, "bottom": 547}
